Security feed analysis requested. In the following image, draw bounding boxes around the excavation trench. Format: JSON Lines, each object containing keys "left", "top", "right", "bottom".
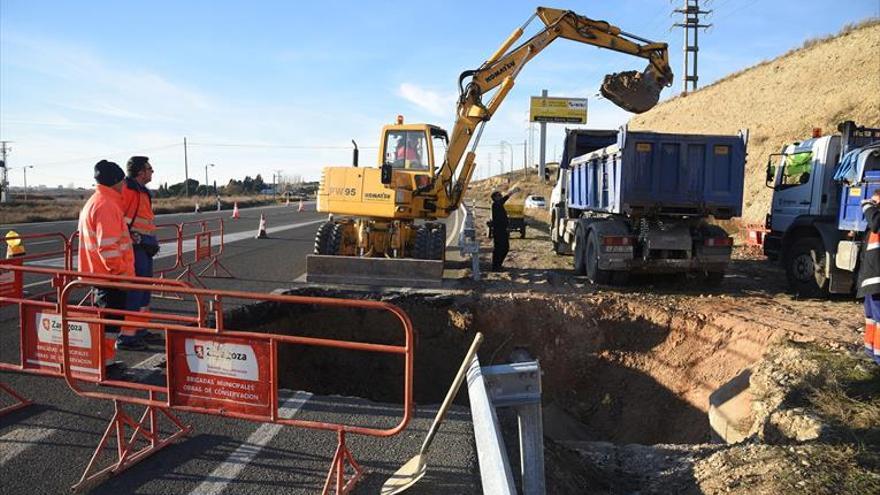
{"left": 227, "top": 289, "right": 771, "bottom": 446}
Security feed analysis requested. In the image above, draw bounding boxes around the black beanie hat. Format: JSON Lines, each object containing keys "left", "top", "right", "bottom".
{"left": 94, "top": 160, "right": 125, "bottom": 187}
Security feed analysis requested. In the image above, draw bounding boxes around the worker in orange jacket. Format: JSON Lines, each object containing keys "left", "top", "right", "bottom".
{"left": 120, "top": 156, "right": 160, "bottom": 349}
{"left": 78, "top": 161, "right": 134, "bottom": 363}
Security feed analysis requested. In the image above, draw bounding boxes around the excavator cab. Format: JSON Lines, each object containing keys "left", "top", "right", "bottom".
{"left": 380, "top": 122, "right": 447, "bottom": 171}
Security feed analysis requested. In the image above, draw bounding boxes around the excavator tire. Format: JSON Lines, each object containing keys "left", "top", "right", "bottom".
{"left": 413, "top": 225, "right": 430, "bottom": 259}
{"left": 326, "top": 223, "right": 344, "bottom": 255}
{"left": 314, "top": 221, "right": 335, "bottom": 255}
{"left": 429, "top": 226, "right": 445, "bottom": 260}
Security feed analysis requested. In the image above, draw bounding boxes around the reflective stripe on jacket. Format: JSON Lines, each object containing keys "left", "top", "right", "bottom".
{"left": 857, "top": 201, "right": 880, "bottom": 298}
{"left": 122, "top": 178, "right": 155, "bottom": 234}
{"left": 78, "top": 185, "right": 135, "bottom": 277}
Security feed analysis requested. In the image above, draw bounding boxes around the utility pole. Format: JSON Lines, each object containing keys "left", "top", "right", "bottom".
{"left": 523, "top": 139, "right": 527, "bottom": 179}
{"left": 674, "top": 0, "right": 711, "bottom": 95}
{"left": 0, "top": 141, "right": 11, "bottom": 203}
{"left": 539, "top": 89, "right": 548, "bottom": 180}
{"left": 183, "top": 137, "right": 190, "bottom": 197}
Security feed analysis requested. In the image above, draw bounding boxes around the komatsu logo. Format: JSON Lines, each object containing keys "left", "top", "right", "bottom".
{"left": 486, "top": 61, "right": 516, "bottom": 83}
{"left": 364, "top": 192, "right": 391, "bottom": 201}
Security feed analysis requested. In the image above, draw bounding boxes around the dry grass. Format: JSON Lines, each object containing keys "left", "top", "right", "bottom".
{"left": 0, "top": 195, "right": 281, "bottom": 224}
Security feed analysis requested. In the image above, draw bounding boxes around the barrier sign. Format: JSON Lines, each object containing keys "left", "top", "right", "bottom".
{"left": 21, "top": 306, "right": 102, "bottom": 378}
{"left": 195, "top": 232, "right": 212, "bottom": 262}
{"left": 168, "top": 332, "right": 272, "bottom": 417}
{"left": 529, "top": 96, "right": 588, "bottom": 123}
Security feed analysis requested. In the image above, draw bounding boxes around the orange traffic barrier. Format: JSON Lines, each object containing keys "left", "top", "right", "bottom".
{"left": 49, "top": 278, "right": 414, "bottom": 494}
{"left": 175, "top": 218, "right": 232, "bottom": 287}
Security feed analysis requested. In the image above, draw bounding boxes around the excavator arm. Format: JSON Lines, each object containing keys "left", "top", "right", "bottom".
{"left": 436, "top": 7, "right": 674, "bottom": 211}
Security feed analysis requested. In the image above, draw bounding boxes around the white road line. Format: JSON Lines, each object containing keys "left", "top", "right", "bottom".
{"left": 189, "top": 391, "right": 312, "bottom": 495}
{"left": 26, "top": 218, "right": 327, "bottom": 269}
{"left": 0, "top": 427, "right": 56, "bottom": 466}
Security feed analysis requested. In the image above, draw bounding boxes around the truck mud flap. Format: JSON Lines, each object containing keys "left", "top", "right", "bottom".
{"left": 306, "top": 254, "right": 445, "bottom": 288}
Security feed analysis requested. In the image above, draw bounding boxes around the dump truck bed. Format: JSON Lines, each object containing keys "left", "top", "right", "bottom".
{"left": 568, "top": 129, "right": 746, "bottom": 219}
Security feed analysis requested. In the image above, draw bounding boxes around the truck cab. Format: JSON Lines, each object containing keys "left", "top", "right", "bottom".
{"left": 764, "top": 121, "right": 880, "bottom": 296}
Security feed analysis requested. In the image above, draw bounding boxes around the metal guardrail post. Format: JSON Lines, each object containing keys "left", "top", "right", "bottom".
{"left": 467, "top": 355, "right": 516, "bottom": 494}
{"left": 458, "top": 201, "right": 481, "bottom": 280}
{"left": 484, "top": 360, "right": 545, "bottom": 495}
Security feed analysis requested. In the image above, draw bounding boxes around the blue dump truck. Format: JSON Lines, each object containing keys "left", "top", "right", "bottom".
{"left": 763, "top": 121, "right": 880, "bottom": 297}
{"left": 549, "top": 127, "right": 747, "bottom": 284}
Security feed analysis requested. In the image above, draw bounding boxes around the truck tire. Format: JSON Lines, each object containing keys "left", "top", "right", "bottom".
{"left": 785, "top": 237, "right": 829, "bottom": 298}
{"left": 573, "top": 232, "right": 587, "bottom": 275}
{"left": 586, "top": 232, "right": 612, "bottom": 284}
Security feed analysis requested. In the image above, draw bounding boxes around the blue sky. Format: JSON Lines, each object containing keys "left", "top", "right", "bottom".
{"left": 1, "top": 0, "right": 878, "bottom": 189}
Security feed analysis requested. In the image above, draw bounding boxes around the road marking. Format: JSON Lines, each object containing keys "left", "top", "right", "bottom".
{"left": 27, "top": 218, "right": 326, "bottom": 268}
{"left": 189, "top": 390, "right": 312, "bottom": 495}
{"left": 0, "top": 427, "right": 56, "bottom": 466}
{"left": 2, "top": 202, "right": 314, "bottom": 229}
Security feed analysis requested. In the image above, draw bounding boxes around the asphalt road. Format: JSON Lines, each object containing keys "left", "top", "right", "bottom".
{"left": 0, "top": 203, "right": 479, "bottom": 494}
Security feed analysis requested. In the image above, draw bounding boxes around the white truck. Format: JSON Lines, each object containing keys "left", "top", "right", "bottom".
{"left": 763, "top": 121, "right": 880, "bottom": 296}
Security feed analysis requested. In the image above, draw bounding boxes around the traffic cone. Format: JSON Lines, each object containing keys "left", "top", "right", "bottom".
{"left": 285, "top": 197, "right": 290, "bottom": 207}
{"left": 231, "top": 202, "right": 240, "bottom": 219}
{"left": 216, "top": 198, "right": 222, "bottom": 211}
{"left": 298, "top": 199, "right": 304, "bottom": 212}
{"left": 5, "top": 231, "right": 26, "bottom": 258}
{"left": 194, "top": 202, "right": 200, "bottom": 213}
{"left": 255, "top": 214, "right": 268, "bottom": 239}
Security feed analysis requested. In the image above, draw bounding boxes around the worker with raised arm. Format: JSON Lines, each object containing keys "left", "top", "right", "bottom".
{"left": 78, "top": 160, "right": 134, "bottom": 365}
{"left": 858, "top": 191, "right": 880, "bottom": 365}
{"left": 120, "top": 156, "right": 161, "bottom": 350}
{"left": 490, "top": 184, "right": 520, "bottom": 271}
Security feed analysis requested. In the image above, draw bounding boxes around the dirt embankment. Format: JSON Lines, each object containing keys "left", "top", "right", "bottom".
{"left": 629, "top": 20, "right": 880, "bottom": 222}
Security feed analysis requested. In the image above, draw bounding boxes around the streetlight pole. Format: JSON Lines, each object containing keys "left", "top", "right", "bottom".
{"left": 23, "top": 165, "right": 33, "bottom": 201}
{"left": 500, "top": 140, "right": 514, "bottom": 175}
{"left": 205, "top": 163, "right": 214, "bottom": 196}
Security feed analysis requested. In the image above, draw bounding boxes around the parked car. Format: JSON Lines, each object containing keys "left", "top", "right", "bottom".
{"left": 524, "top": 195, "right": 546, "bottom": 208}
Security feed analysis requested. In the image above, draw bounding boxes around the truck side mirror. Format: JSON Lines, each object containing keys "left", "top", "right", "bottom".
{"left": 381, "top": 163, "right": 392, "bottom": 184}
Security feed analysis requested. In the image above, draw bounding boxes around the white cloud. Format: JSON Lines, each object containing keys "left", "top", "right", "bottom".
{"left": 397, "top": 83, "right": 456, "bottom": 117}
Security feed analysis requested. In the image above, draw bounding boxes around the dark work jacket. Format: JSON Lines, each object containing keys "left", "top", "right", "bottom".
{"left": 857, "top": 201, "right": 880, "bottom": 298}
{"left": 491, "top": 194, "right": 511, "bottom": 235}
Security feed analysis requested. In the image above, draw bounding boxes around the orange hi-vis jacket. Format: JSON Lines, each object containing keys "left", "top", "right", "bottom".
{"left": 121, "top": 178, "right": 155, "bottom": 234}
{"left": 78, "top": 185, "right": 135, "bottom": 277}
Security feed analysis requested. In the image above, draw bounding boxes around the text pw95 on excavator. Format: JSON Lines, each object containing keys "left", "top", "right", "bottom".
{"left": 307, "top": 6, "right": 673, "bottom": 287}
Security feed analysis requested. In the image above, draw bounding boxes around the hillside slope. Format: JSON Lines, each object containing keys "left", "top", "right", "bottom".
{"left": 629, "top": 20, "right": 880, "bottom": 222}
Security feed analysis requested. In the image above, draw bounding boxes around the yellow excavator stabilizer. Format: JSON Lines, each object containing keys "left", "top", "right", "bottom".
{"left": 306, "top": 255, "right": 444, "bottom": 288}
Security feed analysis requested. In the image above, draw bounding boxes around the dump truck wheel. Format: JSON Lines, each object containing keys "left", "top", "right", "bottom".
{"left": 573, "top": 232, "right": 587, "bottom": 275}
{"left": 314, "top": 221, "right": 335, "bottom": 255}
{"left": 520, "top": 226, "right": 526, "bottom": 239}
{"left": 586, "top": 232, "right": 612, "bottom": 284}
{"left": 414, "top": 225, "right": 430, "bottom": 259}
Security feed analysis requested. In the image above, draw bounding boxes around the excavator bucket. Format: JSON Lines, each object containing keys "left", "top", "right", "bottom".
{"left": 306, "top": 255, "right": 445, "bottom": 288}
{"left": 600, "top": 64, "right": 664, "bottom": 114}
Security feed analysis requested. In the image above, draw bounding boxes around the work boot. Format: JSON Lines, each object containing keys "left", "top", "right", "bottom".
{"left": 115, "top": 335, "right": 147, "bottom": 351}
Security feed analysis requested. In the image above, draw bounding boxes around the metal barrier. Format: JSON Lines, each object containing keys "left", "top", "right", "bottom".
{"left": 1, "top": 231, "right": 72, "bottom": 301}
{"left": 176, "top": 218, "right": 233, "bottom": 287}
{"left": 0, "top": 265, "right": 201, "bottom": 414}
{"left": 39, "top": 277, "right": 412, "bottom": 494}
{"left": 152, "top": 222, "right": 184, "bottom": 279}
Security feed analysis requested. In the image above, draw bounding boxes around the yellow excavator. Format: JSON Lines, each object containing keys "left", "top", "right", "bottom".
{"left": 308, "top": 6, "right": 673, "bottom": 286}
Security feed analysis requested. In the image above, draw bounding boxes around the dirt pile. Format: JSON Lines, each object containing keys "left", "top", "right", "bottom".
{"left": 629, "top": 20, "right": 880, "bottom": 222}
